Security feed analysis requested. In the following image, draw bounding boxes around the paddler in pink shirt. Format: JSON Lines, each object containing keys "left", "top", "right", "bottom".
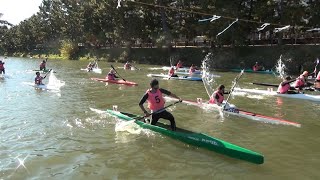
{"left": 168, "top": 66, "right": 178, "bottom": 77}
{"left": 277, "top": 76, "right": 297, "bottom": 94}
{"left": 209, "top": 85, "right": 229, "bottom": 106}
{"left": 106, "top": 69, "right": 118, "bottom": 80}
{"left": 176, "top": 60, "right": 183, "bottom": 69}
{"left": 189, "top": 64, "right": 196, "bottom": 75}
{"left": 294, "top": 71, "right": 309, "bottom": 90}
{"left": 139, "top": 79, "right": 181, "bottom": 131}
{"left": 314, "top": 71, "right": 320, "bottom": 90}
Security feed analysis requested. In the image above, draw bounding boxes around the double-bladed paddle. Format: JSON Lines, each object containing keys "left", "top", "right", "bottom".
{"left": 223, "top": 69, "right": 244, "bottom": 110}
{"left": 43, "top": 69, "right": 52, "bottom": 79}
{"left": 111, "top": 65, "right": 126, "bottom": 81}
{"left": 136, "top": 100, "right": 182, "bottom": 121}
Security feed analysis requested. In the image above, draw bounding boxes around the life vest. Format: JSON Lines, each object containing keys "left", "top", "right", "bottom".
{"left": 189, "top": 67, "right": 196, "bottom": 74}
{"left": 35, "top": 76, "right": 43, "bottom": 85}
{"left": 40, "top": 62, "right": 46, "bottom": 68}
{"left": 168, "top": 68, "right": 175, "bottom": 76}
{"left": 209, "top": 90, "right": 224, "bottom": 104}
{"left": 294, "top": 75, "right": 305, "bottom": 87}
{"left": 316, "top": 71, "right": 320, "bottom": 81}
{"left": 146, "top": 89, "right": 165, "bottom": 111}
{"left": 107, "top": 73, "right": 116, "bottom": 80}
{"left": 176, "top": 62, "right": 183, "bottom": 69}
{"left": 277, "top": 83, "right": 290, "bottom": 94}
{"left": 0, "top": 63, "right": 4, "bottom": 70}
{"left": 124, "top": 63, "right": 131, "bottom": 69}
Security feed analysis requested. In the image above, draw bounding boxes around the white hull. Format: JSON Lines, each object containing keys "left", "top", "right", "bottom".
{"left": 234, "top": 87, "right": 320, "bottom": 102}
{"left": 81, "top": 68, "right": 102, "bottom": 74}
{"left": 164, "top": 96, "right": 301, "bottom": 127}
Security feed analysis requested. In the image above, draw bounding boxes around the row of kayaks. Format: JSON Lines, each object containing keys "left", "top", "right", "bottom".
{"left": 147, "top": 74, "right": 203, "bottom": 81}
{"left": 149, "top": 66, "right": 275, "bottom": 74}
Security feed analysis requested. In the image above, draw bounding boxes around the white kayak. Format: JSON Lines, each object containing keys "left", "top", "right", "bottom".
{"left": 23, "top": 82, "right": 53, "bottom": 91}
{"left": 117, "top": 66, "right": 139, "bottom": 70}
{"left": 147, "top": 74, "right": 202, "bottom": 81}
{"left": 149, "top": 66, "right": 190, "bottom": 72}
{"left": 81, "top": 68, "right": 102, "bottom": 74}
{"left": 234, "top": 87, "right": 320, "bottom": 102}
{"left": 164, "top": 96, "right": 301, "bottom": 127}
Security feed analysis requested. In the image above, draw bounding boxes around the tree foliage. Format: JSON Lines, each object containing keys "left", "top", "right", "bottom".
{"left": 1, "top": 0, "right": 319, "bottom": 54}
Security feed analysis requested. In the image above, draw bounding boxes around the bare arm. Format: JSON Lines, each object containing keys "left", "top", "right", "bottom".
{"left": 169, "top": 93, "right": 181, "bottom": 100}
{"left": 138, "top": 93, "right": 150, "bottom": 116}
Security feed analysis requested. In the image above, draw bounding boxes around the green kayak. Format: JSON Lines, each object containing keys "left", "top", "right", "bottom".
{"left": 106, "top": 109, "right": 264, "bottom": 164}
{"left": 230, "top": 68, "right": 274, "bottom": 74}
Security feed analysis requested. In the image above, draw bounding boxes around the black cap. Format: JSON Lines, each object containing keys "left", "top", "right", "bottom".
{"left": 218, "top": 84, "right": 225, "bottom": 90}
{"left": 150, "top": 79, "right": 159, "bottom": 87}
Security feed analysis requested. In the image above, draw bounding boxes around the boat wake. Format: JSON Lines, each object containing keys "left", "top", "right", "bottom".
{"left": 89, "top": 108, "right": 154, "bottom": 135}
{"left": 246, "top": 94, "right": 265, "bottom": 99}
{"left": 47, "top": 71, "right": 65, "bottom": 91}
{"left": 115, "top": 120, "right": 142, "bottom": 134}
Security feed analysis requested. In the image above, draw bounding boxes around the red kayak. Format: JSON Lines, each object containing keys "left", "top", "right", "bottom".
{"left": 91, "top": 78, "right": 138, "bottom": 86}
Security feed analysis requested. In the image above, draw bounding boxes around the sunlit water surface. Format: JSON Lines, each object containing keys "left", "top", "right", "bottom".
{"left": 0, "top": 57, "right": 319, "bottom": 179}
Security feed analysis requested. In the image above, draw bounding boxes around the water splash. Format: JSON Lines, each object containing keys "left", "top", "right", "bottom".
{"left": 274, "top": 55, "right": 287, "bottom": 79}
{"left": 115, "top": 120, "right": 142, "bottom": 134}
{"left": 47, "top": 71, "right": 65, "bottom": 90}
{"left": 201, "top": 53, "right": 216, "bottom": 98}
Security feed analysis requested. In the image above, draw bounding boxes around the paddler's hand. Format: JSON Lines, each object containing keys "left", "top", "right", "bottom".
{"left": 144, "top": 111, "right": 151, "bottom": 117}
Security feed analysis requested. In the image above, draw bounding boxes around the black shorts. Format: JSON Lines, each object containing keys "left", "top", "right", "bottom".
{"left": 151, "top": 110, "right": 176, "bottom": 131}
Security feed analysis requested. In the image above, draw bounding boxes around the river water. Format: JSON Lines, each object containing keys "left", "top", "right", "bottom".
{"left": 1, "top": 57, "right": 319, "bottom": 180}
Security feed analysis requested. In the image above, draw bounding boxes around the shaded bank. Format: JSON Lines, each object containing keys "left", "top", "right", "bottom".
{"left": 8, "top": 45, "right": 320, "bottom": 74}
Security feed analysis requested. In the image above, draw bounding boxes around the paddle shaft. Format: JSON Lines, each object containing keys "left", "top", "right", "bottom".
{"left": 252, "top": 82, "right": 278, "bottom": 87}
{"left": 137, "top": 100, "right": 182, "bottom": 121}
{"left": 43, "top": 69, "right": 52, "bottom": 79}
{"left": 111, "top": 65, "right": 126, "bottom": 81}
{"left": 223, "top": 70, "right": 244, "bottom": 110}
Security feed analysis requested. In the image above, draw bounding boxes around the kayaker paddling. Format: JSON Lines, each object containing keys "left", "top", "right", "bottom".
{"left": 168, "top": 66, "right": 178, "bottom": 78}
{"left": 106, "top": 69, "right": 118, "bottom": 80}
{"left": 34, "top": 71, "right": 50, "bottom": 85}
{"left": 176, "top": 60, "right": 183, "bottom": 69}
{"left": 39, "top": 60, "right": 47, "bottom": 71}
{"left": 294, "top": 71, "right": 311, "bottom": 90}
{"left": 0, "top": 60, "right": 5, "bottom": 74}
{"left": 87, "top": 61, "right": 95, "bottom": 72}
{"left": 189, "top": 64, "right": 197, "bottom": 75}
{"left": 252, "top": 62, "right": 265, "bottom": 71}
{"left": 314, "top": 71, "right": 320, "bottom": 90}
{"left": 124, "top": 61, "right": 132, "bottom": 70}
{"left": 277, "top": 76, "right": 297, "bottom": 94}
{"left": 139, "top": 79, "right": 182, "bottom": 131}
{"left": 209, "top": 85, "right": 229, "bottom": 106}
